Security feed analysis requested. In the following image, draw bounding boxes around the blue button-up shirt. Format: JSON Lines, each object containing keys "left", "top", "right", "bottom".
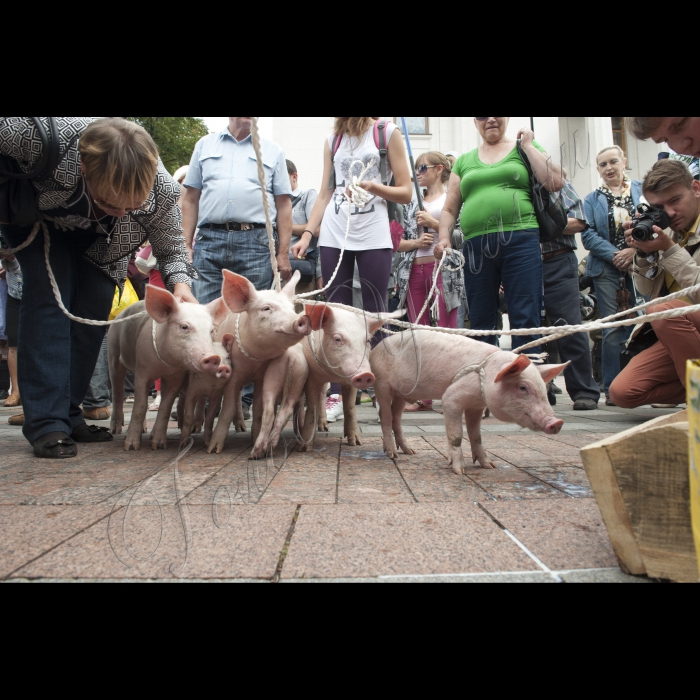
{"left": 185, "top": 129, "right": 292, "bottom": 228}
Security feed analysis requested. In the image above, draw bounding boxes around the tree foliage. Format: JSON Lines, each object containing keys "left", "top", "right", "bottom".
{"left": 123, "top": 117, "right": 209, "bottom": 174}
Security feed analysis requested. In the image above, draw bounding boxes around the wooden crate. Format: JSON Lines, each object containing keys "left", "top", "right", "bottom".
{"left": 581, "top": 410, "right": 699, "bottom": 583}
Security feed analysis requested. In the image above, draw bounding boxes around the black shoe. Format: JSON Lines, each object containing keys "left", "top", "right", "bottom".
{"left": 573, "top": 398, "right": 598, "bottom": 411}
{"left": 0, "top": 389, "right": 9, "bottom": 401}
{"left": 243, "top": 405, "right": 251, "bottom": 421}
{"left": 551, "top": 384, "right": 563, "bottom": 395}
{"left": 605, "top": 397, "right": 617, "bottom": 407}
{"left": 71, "top": 424, "right": 114, "bottom": 443}
{"left": 33, "top": 432, "right": 78, "bottom": 459}
{"left": 548, "top": 391, "right": 557, "bottom": 407}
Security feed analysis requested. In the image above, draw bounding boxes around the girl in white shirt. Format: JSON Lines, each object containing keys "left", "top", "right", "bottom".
{"left": 293, "top": 117, "right": 412, "bottom": 319}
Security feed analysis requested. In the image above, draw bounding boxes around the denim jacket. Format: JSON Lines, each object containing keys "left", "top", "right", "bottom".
{"left": 581, "top": 181, "right": 643, "bottom": 278}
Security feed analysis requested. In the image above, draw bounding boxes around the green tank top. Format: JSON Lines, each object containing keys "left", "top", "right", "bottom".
{"left": 453, "top": 141, "right": 547, "bottom": 241}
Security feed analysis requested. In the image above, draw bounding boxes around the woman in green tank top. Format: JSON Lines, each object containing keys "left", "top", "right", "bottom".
{"left": 435, "top": 117, "right": 566, "bottom": 352}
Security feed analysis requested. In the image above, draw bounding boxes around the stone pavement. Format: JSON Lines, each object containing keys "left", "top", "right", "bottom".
{"left": 0, "top": 381, "right": 679, "bottom": 583}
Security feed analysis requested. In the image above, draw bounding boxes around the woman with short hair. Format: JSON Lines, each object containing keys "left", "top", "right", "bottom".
{"left": 582, "top": 146, "right": 642, "bottom": 405}
{"left": 435, "top": 117, "right": 566, "bottom": 353}
{"left": 0, "top": 117, "right": 196, "bottom": 459}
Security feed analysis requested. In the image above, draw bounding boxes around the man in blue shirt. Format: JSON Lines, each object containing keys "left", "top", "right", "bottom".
{"left": 182, "top": 117, "right": 293, "bottom": 305}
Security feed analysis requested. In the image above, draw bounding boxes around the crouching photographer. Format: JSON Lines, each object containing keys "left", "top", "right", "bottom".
{"left": 609, "top": 159, "right": 700, "bottom": 408}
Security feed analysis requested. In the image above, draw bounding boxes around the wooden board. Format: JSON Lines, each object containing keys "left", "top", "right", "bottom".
{"left": 581, "top": 411, "right": 699, "bottom": 583}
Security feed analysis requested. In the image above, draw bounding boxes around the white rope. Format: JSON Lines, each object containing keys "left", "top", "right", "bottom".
{"left": 251, "top": 116, "right": 281, "bottom": 294}
{"left": 235, "top": 315, "right": 263, "bottom": 362}
{"left": 294, "top": 157, "right": 376, "bottom": 301}
{"left": 0, "top": 221, "right": 41, "bottom": 258}
{"left": 40, "top": 222, "right": 148, "bottom": 327}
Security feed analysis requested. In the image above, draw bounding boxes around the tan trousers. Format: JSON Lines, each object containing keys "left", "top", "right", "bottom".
{"left": 610, "top": 301, "right": 700, "bottom": 408}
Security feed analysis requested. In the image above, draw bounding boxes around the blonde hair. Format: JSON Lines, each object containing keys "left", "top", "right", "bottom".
{"left": 625, "top": 117, "right": 664, "bottom": 141}
{"left": 597, "top": 145, "right": 625, "bottom": 165}
{"left": 334, "top": 117, "right": 380, "bottom": 139}
{"left": 79, "top": 118, "right": 159, "bottom": 203}
{"left": 416, "top": 151, "right": 452, "bottom": 184}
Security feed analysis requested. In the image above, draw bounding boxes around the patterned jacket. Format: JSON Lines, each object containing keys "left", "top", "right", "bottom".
{"left": 0, "top": 117, "right": 192, "bottom": 291}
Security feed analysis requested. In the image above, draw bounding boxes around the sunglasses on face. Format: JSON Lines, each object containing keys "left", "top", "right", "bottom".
{"left": 416, "top": 164, "right": 437, "bottom": 175}
{"left": 475, "top": 117, "right": 504, "bottom": 122}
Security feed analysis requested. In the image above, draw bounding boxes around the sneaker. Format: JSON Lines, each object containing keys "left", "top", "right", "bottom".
{"left": 651, "top": 404, "right": 679, "bottom": 409}
{"left": 125, "top": 395, "right": 135, "bottom": 404}
{"left": 82, "top": 406, "right": 112, "bottom": 421}
{"left": 605, "top": 396, "right": 617, "bottom": 407}
{"left": 326, "top": 395, "right": 344, "bottom": 423}
{"left": 573, "top": 399, "right": 598, "bottom": 411}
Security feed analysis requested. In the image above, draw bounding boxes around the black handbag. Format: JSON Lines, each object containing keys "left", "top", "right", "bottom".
{"left": 517, "top": 140, "right": 568, "bottom": 244}
{"left": 620, "top": 323, "right": 658, "bottom": 371}
{"left": 0, "top": 117, "right": 61, "bottom": 228}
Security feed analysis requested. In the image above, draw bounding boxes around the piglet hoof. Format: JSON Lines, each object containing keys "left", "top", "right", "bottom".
{"left": 193, "top": 423, "right": 203, "bottom": 435}
{"left": 346, "top": 434, "right": 362, "bottom": 447}
{"left": 318, "top": 421, "right": 329, "bottom": 434}
{"left": 383, "top": 442, "right": 399, "bottom": 460}
{"left": 207, "top": 434, "right": 226, "bottom": 455}
{"left": 152, "top": 439, "right": 167, "bottom": 451}
{"left": 472, "top": 451, "right": 497, "bottom": 470}
{"left": 235, "top": 420, "right": 248, "bottom": 434}
{"left": 124, "top": 435, "right": 142, "bottom": 452}
{"left": 296, "top": 442, "right": 313, "bottom": 453}
{"left": 398, "top": 443, "right": 417, "bottom": 457}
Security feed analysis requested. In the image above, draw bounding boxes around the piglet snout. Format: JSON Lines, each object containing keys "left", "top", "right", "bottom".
{"left": 296, "top": 315, "right": 312, "bottom": 337}
{"left": 352, "top": 372, "right": 375, "bottom": 390}
{"left": 200, "top": 355, "right": 223, "bottom": 375}
{"left": 216, "top": 365, "right": 232, "bottom": 381}
{"left": 544, "top": 418, "right": 564, "bottom": 435}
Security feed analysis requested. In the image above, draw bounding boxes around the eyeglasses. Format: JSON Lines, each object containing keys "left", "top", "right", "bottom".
{"left": 416, "top": 165, "right": 437, "bottom": 175}
{"left": 475, "top": 117, "right": 504, "bottom": 122}
{"left": 86, "top": 180, "right": 145, "bottom": 215}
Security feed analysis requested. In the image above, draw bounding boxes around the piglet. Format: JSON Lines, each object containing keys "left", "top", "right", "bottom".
{"left": 206, "top": 270, "right": 312, "bottom": 454}
{"left": 299, "top": 303, "right": 405, "bottom": 451}
{"left": 108, "top": 285, "right": 230, "bottom": 451}
{"left": 250, "top": 343, "right": 309, "bottom": 460}
{"left": 371, "top": 330, "right": 568, "bottom": 476}
{"left": 178, "top": 337, "right": 234, "bottom": 443}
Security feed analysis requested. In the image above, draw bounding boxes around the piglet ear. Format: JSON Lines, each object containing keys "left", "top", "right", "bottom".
{"left": 538, "top": 362, "right": 571, "bottom": 385}
{"left": 145, "top": 285, "right": 179, "bottom": 324}
{"left": 368, "top": 308, "right": 406, "bottom": 335}
{"left": 222, "top": 333, "right": 235, "bottom": 354}
{"left": 494, "top": 354, "right": 532, "bottom": 383}
{"left": 305, "top": 303, "right": 334, "bottom": 332}
{"left": 207, "top": 297, "right": 230, "bottom": 327}
{"left": 282, "top": 270, "right": 301, "bottom": 299}
{"left": 222, "top": 270, "right": 257, "bottom": 314}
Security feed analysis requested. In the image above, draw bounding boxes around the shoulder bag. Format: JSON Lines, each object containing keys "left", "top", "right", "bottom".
{"left": 517, "top": 139, "right": 568, "bottom": 244}
{"left": 0, "top": 117, "right": 61, "bottom": 227}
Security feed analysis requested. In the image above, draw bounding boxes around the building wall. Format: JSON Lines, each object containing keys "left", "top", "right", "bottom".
{"left": 273, "top": 116, "right": 663, "bottom": 210}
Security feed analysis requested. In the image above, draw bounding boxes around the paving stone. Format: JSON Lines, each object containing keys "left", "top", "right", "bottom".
{"left": 0, "top": 506, "right": 113, "bottom": 578}
{"left": 282, "top": 504, "right": 535, "bottom": 579}
{"left": 482, "top": 499, "right": 618, "bottom": 571}
{"left": 397, "top": 468, "right": 488, "bottom": 504}
{"left": 522, "top": 467, "right": 593, "bottom": 499}
{"left": 337, "top": 456, "right": 415, "bottom": 504}
{"left": 560, "top": 569, "right": 658, "bottom": 584}
{"left": 15, "top": 505, "right": 296, "bottom": 581}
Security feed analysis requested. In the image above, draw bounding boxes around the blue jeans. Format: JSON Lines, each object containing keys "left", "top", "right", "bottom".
{"left": 463, "top": 229, "right": 543, "bottom": 353}
{"left": 593, "top": 263, "right": 635, "bottom": 396}
{"left": 193, "top": 227, "right": 279, "bottom": 304}
{"left": 83, "top": 336, "right": 111, "bottom": 410}
{"left": 193, "top": 227, "right": 279, "bottom": 408}
{"left": 0, "top": 277, "right": 7, "bottom": 341}
{"left": 2, "top": 224, "right": 114, "bottom": 444}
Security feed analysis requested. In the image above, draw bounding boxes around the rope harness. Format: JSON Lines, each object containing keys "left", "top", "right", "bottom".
{"left": 450, "top": 353, "right": 498, "bottom": 401}
{"left": 3, "top": 116, "right": 700, "bottom": 355}
{"left": 235, "top": 315, "right": 264, "bottom": 363}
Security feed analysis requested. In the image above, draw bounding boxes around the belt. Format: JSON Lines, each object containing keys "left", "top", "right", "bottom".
{"left": 542, "top": 248, "right": 573, "bottom": 262}
{"left": 200, "top": 222, "right": 269, "bottom": 232}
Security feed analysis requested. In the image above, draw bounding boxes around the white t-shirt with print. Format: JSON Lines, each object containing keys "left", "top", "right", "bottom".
{"left": 320, "top": 121, "right": 398, "bottom": 251}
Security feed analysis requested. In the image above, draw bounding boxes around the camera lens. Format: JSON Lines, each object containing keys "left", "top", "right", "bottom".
{"left": 632, "top": 221, "right": 654, "bottom": 242}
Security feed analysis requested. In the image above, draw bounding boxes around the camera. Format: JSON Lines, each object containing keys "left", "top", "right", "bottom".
{"left": 631, "top": 203, "right": 672, "bottom": 242}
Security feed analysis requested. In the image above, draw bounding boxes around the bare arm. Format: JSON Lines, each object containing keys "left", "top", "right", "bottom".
{"left": 275, "top": 195, "right": 293, "bottom": 281}
{"left": 565, "top": 218, "right": 586, "bottom": 235}
{"left": 434, "top": 173, "right": 463, "bottom": 259}
{"left": 517, "top": 128, "right": 567, "bottom": 193}
{"left": 181, "top": 186, "right": 202, "bottom": 261}
{"left": 291, "top": 140, "right": 335, "bottom": 260}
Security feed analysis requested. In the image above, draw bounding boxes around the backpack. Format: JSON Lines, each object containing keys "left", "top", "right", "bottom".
{"left": 0, "top": 117, "right": 61, "bottom": 228}
{"left": 328, "top": 119, "right": 404, "bottom": 235}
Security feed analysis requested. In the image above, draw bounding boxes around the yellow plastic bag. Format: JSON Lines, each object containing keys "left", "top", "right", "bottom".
{"left": 686, "top": 360, "right": 700, "bottom": 578}
{"left": 109, "top": 278, "right": 139, "bottom": 321}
